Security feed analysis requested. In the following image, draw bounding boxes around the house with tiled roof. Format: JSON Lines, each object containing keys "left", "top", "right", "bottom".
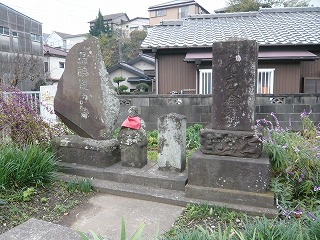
{"left": 141, "top": 7, "right": 320, "bottom": 95}
{"left": 108, "top": 54, "right": 155, "bottom": 92}
{"left": 148, "top": 0, "right": 210, "bottom": 26}
{"left": 89, "top": 13, "right": 129, "bottom": 32}
{"left": 45, "top": 31, "right": 86, "bottom": 51}
{"left": 43, "top": 45, "right": 68, "bottom": 82}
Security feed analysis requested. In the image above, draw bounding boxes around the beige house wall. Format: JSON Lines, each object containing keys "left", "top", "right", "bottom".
{"left": 149, "top": 4, "right": 201, "bottom": 26}
{"left": 131, "top": 61, "right": 154, "bottom": 71}
{"left": 109, "top": 69, "right": 138, "bottom": 92}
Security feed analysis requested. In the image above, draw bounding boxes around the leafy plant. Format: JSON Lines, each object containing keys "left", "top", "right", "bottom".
{"left": 67, "top": 178, "right": 92, "bottom": 193}
{"left": 255, "top": 112, "right": 320, "bottom": 210}
{"left": 186, "top": 124, "right": 203, "bottom": 149}
{"left": 147, "top": 129, "right": 158, "bottom": 149}
{"left": 22, "top": 187, "right": 35, "bottom": 202}
{"left": 0, "top": 143, "right": 58, "bottom": 190}
{"left": 136, "top": 83, "right": 149, "bottom": 92}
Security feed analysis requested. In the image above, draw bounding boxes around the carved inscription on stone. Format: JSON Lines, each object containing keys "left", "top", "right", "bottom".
{"left": 211, "top": 39, "right": 258, "bottom": 131}
{"left": 200, "top": 128, "right": 262, "bottom": 158}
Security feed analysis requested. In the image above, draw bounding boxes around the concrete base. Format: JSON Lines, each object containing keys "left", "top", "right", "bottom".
{"left": 185, "top": 185, "right": 274, "bottom": 209}
{"left": 188, "top": 150, "right": 271, "bottom": 193}
{"left": 0, "top": 218, "right": 81, "bottom": 240}
{"left": 186, "top": 150, "right": 274, "bottom": 209}
{"left": 52, "top": 135, "right": 120, "bottom": 168}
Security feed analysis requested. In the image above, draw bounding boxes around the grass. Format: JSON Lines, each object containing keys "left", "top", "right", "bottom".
{"left": 0, "top": 180, "right": 94, "bottom": 234}
{"left": 0, "top": 143, "right": 58, "bottom": 190}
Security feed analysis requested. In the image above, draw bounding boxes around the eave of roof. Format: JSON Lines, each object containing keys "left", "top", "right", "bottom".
{"left": 108, "top": 62, "right": 147, "bottom": 78}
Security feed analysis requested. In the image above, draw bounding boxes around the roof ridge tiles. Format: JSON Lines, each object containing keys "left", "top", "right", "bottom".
{"left": 190, "top": 12, "right": 258, "bottom": 19}
{"left": 259, "top": 7, "right": 320, "bottom": 13}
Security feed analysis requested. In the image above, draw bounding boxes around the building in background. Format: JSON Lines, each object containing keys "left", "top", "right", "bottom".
{"left": 122, "top": 17, "right": 150, "bottom": 37}
{"left": 0, "top": 3, "right": 43, "bottom": 90}
{"left": 148, "top": 0, "right": 210, "bottom": 26}
{"left": 88, "top": 13, "right": 130, "bottom": 32}
{"left": 44, "top": 31, "right": 87, "bottom": 51}
{"left": 43, "top": 45, "right": 67, "bottom": 83}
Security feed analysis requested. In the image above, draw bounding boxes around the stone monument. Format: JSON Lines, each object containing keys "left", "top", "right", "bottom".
{"left": 186, "top": 39, "right": 274, "bottom": 209}
{"left": 54, "top": 37, "right": 120, "bottom": 140}
{"left": 52, "top": 37, "right": 121, "bottom": 168}
{"left": 117, "top": 106, "right": 148, "bottom": 168}
{"left": 158, "top": 113, "right": 186, "bottom": 172}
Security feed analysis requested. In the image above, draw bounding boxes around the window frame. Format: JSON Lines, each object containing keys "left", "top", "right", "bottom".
{"left": 156, "top": 9, "right": 166, "bottom": 17}
{"left": 59, "top": 62, "right": 65, "bottom": 69}
{"left": 199, "top": 69, "right": 212, "bottom": 95}
{"left": 0, "top": 26, "right": 10, "bottom": 36}
{"left": 178, "top": 6, "right": 189, "bottom": 19}
{"left": 257, "top": 68, "right": 275, "bottom": 94}
{"left": 31, "top": 33, "right": 41, "bottom": 42}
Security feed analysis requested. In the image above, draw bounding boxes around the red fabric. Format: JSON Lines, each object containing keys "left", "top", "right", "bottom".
{"left": 121, "top": 116, "right": 141, "bottom": 130}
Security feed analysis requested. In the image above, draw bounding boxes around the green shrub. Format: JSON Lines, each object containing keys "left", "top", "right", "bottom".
{"left": 0, "top": 143, "right": 58, "bottom": 190}
{"left": 147, "top": 129, "right": 158, "bottom": 149}
{"left": 186, "top": 124, "right": 203, "bottom": 149}
{"left": 255, "top": 112, "right": 320, "bottom": 210}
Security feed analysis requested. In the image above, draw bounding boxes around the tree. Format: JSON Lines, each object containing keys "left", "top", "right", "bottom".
{"left": 89, "top": 9, "right": 111, "bottom": 37}
{"left": 136, "top": 83, "right": 149, "bottom": 92}
{"left": 98, "top": 30, "right": 147, "bottom": 68}
{"left": 113, "top": 76, "right": 126, "bottom": 94}
{"left": 226, "top": 0, "right": 309, "bottom": 12}
{"left": 10, "top": 54, "right": 44, "bottom": 87}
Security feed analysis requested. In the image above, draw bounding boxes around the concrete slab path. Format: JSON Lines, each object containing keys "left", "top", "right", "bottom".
{"left": 60, "top": 193, "right": 183, "bottom": 240}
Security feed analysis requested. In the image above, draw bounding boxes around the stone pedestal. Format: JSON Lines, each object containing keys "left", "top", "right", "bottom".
{"left": 52, "top": 135, "right": 120, "bottom": 168}
{"left": 117, "top": 128, "right": 148, "bottom": 168}
{"left": 186, "top": 151, "right": 273, "bottom": 207}
{"left": 158, "top": 113, "right": 186, "bottom": 172}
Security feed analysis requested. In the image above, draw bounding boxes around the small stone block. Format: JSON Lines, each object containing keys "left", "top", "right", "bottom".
{"left": 158, "top": 113, "right": 187, "bottom": 172}
{"left": 52, "top": 135, "right": 120, "bottom": 168}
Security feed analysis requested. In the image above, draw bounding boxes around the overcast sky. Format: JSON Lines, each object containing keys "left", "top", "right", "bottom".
{"left": 0, "top": 0, "right": 226, "bottom": 34}
{"left": 1, "top": 0, "right": 319, "bottom": 35}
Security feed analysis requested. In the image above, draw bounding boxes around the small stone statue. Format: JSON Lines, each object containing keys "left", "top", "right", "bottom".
{"left": 117, "top": 106, "right": 148, "bottom": 168}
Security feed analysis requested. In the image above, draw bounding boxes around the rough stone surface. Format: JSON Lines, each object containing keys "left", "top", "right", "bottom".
{"left": 52, "top": 135, "right": 120, "bottom": 168}
{"left": 54, "top": 37, "right": 120, "bottom": 140}
{"left": 117, "top": 106, "right": 148, "bottom": 168}
{"left": 211, "top": 39, "right": 258, "bottom": 131}
{"left": 0, "top": 218, "right": 81, "bottom": 240}
{"left": 200, "top": 128, "right": 262, "bottom": 158}
{"left": 188, "top": 150, "right": 271, "bottom": 193}
{"left": 158, "top": 113, "right": 186, "bottom": 172}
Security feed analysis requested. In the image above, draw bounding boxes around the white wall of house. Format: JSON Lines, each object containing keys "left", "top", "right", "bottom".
{"left": 65, "top": 34, "right": 87, "bottom": 50}
{"left": 131, "top": 61, "right": 154, "bottom": 71}
{"left": 122, "top": 18, "right": 149, "bottom": 37}
{"left": 45, "top": 32, "right": 65, "bottom": 49}
{"left": 44, "top": 55, "right": 65, "bottom": 80}
{"left": 109, "top": 69, "right": 138, "bottom": 91}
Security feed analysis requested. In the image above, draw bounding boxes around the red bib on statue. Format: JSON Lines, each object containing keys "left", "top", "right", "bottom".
{"left": 121, "top": 116, "right": 141, "bottom": 130}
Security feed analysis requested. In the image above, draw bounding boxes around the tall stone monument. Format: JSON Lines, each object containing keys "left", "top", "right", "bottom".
{"left": 52, "top": 37, "right": 121, "bottom": 168}
{"left": 186, "top": 39, "right": 274, "bottom": 209}
{"left": 54, "top": 37, "right": 120, "bottom": 140}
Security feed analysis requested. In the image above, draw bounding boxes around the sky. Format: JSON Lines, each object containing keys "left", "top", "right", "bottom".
{"left": 1, "top": 0, "right": 319, "bottom": 35}
{"left": 0, "top": 0, "right": 227, "bottom": 35}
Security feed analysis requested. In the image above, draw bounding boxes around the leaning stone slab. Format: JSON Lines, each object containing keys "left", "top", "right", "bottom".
{"left": 0, "top": 218, "right": 81, "bottom": 240}
{"left": 52, "top": 135, "right": 120, "bottom": 168}
{"left": 158, "top": 113, "right": 186, "bottom": 172}
{"left": 54, "top": 37, "right": 120, "bottom": 140}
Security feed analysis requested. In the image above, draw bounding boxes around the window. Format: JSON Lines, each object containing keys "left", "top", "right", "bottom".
{"left": 0, "top": 26, "right": 10, "bottom": 36}
{"left": 59, "top": 62, "right": 65, "bottom": 68}
{"left": 156, "top": 10, "right": 166, "bottom": 17}
{"left": 178, "top": 6, "right": 189, "bottom": 18}
{"left": 199, "top": 69, "right": 212, "bottom": 94}
{"left": 199, "top": 68, "right": 274, "bottom": 95}
{"left": 11, "top": 31, "right": 18, "bottom": 37}
{"left": 44, "top": 62, "right": 48, "bottom": 73}
{"left": 31, "top": 33, "right": 41, "bottom": 42}
{"left": 257, "top": 69, "right": 274, "bottom": 94}
{"left": 304, "top": 77, "right": 320, "bottom": 93}
{"left": 130, "top": 26, "right": 138, "bottom": 31}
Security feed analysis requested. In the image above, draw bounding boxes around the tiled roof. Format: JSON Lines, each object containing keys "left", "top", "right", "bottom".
{"left": 55, "top": 31, "right": 71, "bottom": 39}
{"left": 127, "top": 54, "right": 155, "bottom": 65}
{"left": 89, "top": 13, "right": 129, "bottom": 23}
{"left": 107, "top": 62, "right": 147, "bottom": 78}
{"left": 141, "top": 7, "right": 320, "bottom": 49}
{"left": 43, "top": 45, "right": 68, "bottom": 57}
